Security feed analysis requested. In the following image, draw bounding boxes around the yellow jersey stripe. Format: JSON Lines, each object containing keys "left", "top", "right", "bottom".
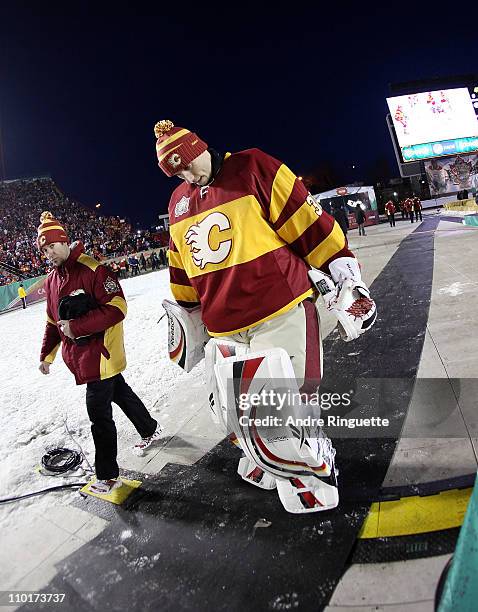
{"left": 269, "top": 164, "right": 296, "bottom": 224}
{"left": 168, "top": 250, "right": 185, "bottom": 270}
{"left": 171, "top": 283, "right": 200, "bottom": 303}
{"left": 44, "top": 342, "right": 60, "bottom": 364}
{"left": 100, "top": 322, "right": 126, "bottom": 380}
{"left": 170, "top": 195, "right": 287, "bottom": 279}
{"left": 46, "top": 314, "right": 56, "bottom": 325}
{"left": 276, "top": 199, "right": 318, "bottom": 244}
{"left": 106, "top": 296, "right": 127, "bottom": 317}
{"left": 208, "top": 289, "right": 313, "bottom": 337}
{"left": 305, "top": 222, "right": 346, "bottom": 269}
{"left": 156, "top": 128, "right": 190, "bottom": 153}
{"left": 77, "top": 253, "right": 101, "bottom": 271}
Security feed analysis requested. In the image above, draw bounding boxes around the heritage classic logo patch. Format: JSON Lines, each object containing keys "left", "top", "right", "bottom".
{"left": 174, "top": 196, "right": 190, "bottom": 217}
{"left": 185, "top": 212, "right": 232, "bottom": 270}
{"left": 104, "top": 276, "right": 120, "bottom": 294}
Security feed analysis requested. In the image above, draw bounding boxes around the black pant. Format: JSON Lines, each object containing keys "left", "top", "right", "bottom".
{"left": 21, "top": 297, "right": 27, "bottom": 309}
{"left": 388, "top": 214, "right": 395, "bottom": 227}
{"left": 410, "top": 211, "right": 414, "bottom": 222}
{"left": 86, "top": 374, "right": 157, "bottom": 479}
{"left": 415, "top": 209, "right": 422, "bottom": 221}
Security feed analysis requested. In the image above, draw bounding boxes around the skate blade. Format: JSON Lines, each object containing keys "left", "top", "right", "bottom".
{"left": 81, "top": 478, "right": 142, "bottom": 504}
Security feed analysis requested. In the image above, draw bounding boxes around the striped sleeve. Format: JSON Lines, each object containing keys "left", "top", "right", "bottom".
{"left": 168, "top": 236, "right": 200, "bottom": 307}
{"left": 40, "top": 304, "right": 61, "bottom": 363}
{"left": 251, "top": 149, "right": 355, "bottom": 273}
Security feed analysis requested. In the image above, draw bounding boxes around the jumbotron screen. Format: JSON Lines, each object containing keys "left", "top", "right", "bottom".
{"left": 386, "top": 87, "right": 478, "bottom": 162}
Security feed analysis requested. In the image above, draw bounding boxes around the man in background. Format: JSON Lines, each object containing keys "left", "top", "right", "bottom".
{"left": 18, "top": 283, "right": 27, "bottom": 309}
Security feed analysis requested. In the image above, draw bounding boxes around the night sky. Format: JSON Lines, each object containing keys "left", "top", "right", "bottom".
{"left": 2, "top": 4, "right": 478, "bottom": 226}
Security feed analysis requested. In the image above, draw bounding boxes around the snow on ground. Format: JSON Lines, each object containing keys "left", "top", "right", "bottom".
{"left": 0, "top": 269, "right": 203, "bottom": 528}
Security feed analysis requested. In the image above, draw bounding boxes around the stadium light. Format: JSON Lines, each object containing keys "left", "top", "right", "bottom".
{"left": 393, "top": 192, "right": 398, "bottom": 196}
{"left": 298, "top": 176, "right": 303, "bottom": 181}
{"left": 96, "top": 203, "right": 101, "bottom": 208}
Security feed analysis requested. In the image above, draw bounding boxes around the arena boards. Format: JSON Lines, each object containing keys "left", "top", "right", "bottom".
{"left": 20, "top": 217, "right": 457, "bottom": 612}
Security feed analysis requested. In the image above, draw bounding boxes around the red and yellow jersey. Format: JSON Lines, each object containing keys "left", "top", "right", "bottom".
{"left": 385, "top": 201, "right": 396, "bottom": 214}
{"left": 168, "top": 148, "right": 354, "bottom": 336}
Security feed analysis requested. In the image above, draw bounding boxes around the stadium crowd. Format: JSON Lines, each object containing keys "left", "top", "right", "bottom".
{"left": 0, "top": 177, "right": 168, "bottom": 286}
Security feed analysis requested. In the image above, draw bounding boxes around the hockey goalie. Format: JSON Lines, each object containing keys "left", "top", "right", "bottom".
{"left": 156, "top": 119, "right": 376, "bottom": 513}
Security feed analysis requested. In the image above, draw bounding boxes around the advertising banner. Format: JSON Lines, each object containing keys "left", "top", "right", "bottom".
{"left": 424, "top": 153, "right": 478, "bottom": 196}
{"left": 0, "top": 276, "right": 47, "bottom": 314}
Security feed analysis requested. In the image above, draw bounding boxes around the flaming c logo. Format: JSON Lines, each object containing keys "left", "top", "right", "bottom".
{"left": 185, "top": 212, "right": 232, "bottom": 270}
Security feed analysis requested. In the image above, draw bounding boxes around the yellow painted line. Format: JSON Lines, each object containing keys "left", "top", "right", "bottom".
{"left": 359, "top": 488, "right": 473, "bottom": 539}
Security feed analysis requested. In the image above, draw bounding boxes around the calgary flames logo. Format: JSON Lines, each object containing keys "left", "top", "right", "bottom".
{"left": 185, "top": 212, "right": 232, "bottom": 270}
{"left": 168, "top": 153, "right": 182, "bottom": 168}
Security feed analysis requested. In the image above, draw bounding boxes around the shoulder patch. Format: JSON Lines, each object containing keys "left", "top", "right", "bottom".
{"left": 104, "top": 276, "right": 121, "bottom": 294}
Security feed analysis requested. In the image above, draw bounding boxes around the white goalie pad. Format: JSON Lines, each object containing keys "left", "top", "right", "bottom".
{"left": 162, "top": 299, "right": 210, "bottom": 372}
{"left": 308, "top": 267, "right": 377, "bottom": 342}
{"left": 205, "top": 338, "right": 250, "bottom": 431}
{"left": 214, "top": 347, "right": 333, "bottom": 481}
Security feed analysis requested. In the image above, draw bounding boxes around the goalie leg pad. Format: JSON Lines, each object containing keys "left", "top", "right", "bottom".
{"left": 205, "top": 338, "right": 250, "bottom": 432}
{"left": 206, "top": 340, "right": 276, "bottom": 489}
{"left": 162, "top": 299, "right": 210, "bottom": 372}
{"left": 214, "top": 347, "right": 334, "bottom": 481}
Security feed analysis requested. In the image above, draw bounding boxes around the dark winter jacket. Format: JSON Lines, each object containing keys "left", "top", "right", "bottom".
{"left": 332, "top": 208, "right": 349, "bottom": 235}
{"left": 40, "top": 242, "right": 127, "bottom": 385}
{"left": 354, "top": 207, "right": 366, "bottom": 224}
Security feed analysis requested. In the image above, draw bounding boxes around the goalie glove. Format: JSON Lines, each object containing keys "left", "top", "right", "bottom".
{"left": 162, "top": 300, "right": 210, "bottom": 372}
{"left": 308, "top": 258, "right": 377, "bottom": 342}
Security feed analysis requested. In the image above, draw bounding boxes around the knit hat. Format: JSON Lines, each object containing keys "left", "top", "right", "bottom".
{"left": 37, "top": 211, "right": 69, "bottom": 249}
{"left": 154, "top": 120, "right": 208, "bottom": 177}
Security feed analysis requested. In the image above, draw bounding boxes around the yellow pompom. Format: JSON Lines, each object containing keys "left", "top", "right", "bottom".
{"left": 154, "top": 119, "right": 175, "bottom": 138}
{"left": 40, "top": 211, "right": 54, "bottom": 223}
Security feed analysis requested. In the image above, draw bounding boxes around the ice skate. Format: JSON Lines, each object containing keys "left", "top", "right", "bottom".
{"left": 277, "top": 433, "right": 338, "bottom": 513}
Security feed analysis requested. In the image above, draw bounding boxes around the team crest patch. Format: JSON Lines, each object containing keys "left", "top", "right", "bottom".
{"left": 104, "top": 276, "right": 120, "bottom": 294}
{"left": 185, "top": 211, "right": 232, "bottom": 270}
{"left": 168, "top": 153, "right": 182, "bottom": 169}
{"left": 175, "top": 196, "right": 190, "bottom": 217}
